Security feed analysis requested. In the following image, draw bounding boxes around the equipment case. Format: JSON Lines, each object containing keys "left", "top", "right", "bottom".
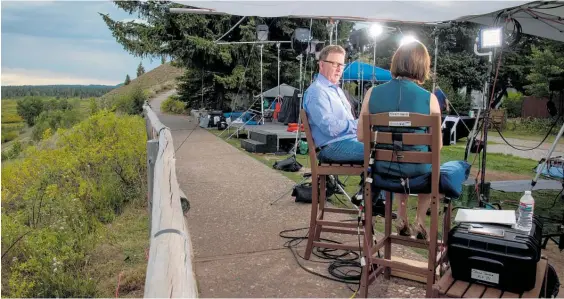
{"left": 447, "top": 216, "right": 543, "bottom": 293}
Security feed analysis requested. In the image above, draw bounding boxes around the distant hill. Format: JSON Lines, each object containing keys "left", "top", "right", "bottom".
{"left": 1, "top": 84, "right": 118, "bottom": 99}
{"left": 102, "top": 63, "right": 184, "bottom": 99}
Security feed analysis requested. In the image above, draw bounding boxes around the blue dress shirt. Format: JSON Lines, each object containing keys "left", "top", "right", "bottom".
{"left": 303, "top": 73, "right": 358, "bottom": 148}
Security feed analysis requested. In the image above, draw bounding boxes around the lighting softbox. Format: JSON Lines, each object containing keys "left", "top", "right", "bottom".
{"left": 292, "top": 28, "right": 311, "bottom": 54}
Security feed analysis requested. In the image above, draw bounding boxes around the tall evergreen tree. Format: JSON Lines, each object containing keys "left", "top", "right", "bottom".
{"left": 137, "top": 62, "right": 146, "bottom": 77}
{"left": 100, "top": 1, "right": 353, "bottom": 110}
{"left": 124, "top": 74, "right": 131, "bottom": 85}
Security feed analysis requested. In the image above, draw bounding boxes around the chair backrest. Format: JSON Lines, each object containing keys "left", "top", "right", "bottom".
{"left": 361, "top": 112, "right": 442, "bottom": 194}
{"left": 300, "top": 109, "right": 319, "bottom": 170}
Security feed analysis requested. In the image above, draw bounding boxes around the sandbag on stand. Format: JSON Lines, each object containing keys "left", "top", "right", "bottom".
{"left": 273, "top": 156, "right": 302, "bottom": 172}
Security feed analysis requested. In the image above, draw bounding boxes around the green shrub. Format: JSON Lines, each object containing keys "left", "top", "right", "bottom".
{"left": 114, "top": 87, "right": 147, "bottom": 115}
{"left": 1, "top": 110, "right": 147, "bottom": 297}
{"left": 32, "top": 109, "right": 81, "bottom": 141}
{"left": 501, "top": 91, "right": 523, "bottom": 118}
{"left": 2, "top": 131, "right": 18, "bottom": 143}
{"left": 505, "top": 117, "right": 562, "bottom": 135}
{"left": 161, "top": 95, "right": 186, "bottom": 114}
{"left": 17, "top": 97, "right": 45, "bottom": 126}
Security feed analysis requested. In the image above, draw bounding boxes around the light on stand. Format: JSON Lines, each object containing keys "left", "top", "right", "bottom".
{"left": 479, "top": 27, "right": 502, "bottom": 48}
{"left": 255, "top": 24, "right": 269, "bottom": 125}
{"left": 369, "top": 23, "right": 383, "bottom": 86}
{"left": 369, "top": 23, "right": 383, "bottom": 38}
{"left": 256, "top": 24, "right": 269, "bottom": 41}
{"left": 473, "top": 27, "right": 503, "bottom": 206}
{"left": 399, "top": 35, "right": 417, "bottom": 47}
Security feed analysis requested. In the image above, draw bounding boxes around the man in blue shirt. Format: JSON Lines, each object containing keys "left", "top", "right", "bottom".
{"left": 304, "top": 45, "right": 363, "bottom": 163}
{"left": 303, "top": 45, "right": 391, "bottom": 217}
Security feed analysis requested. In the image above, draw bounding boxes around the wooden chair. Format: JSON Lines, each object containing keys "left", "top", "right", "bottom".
{"left": 358, "top": 112, "right": 452, "bottom": 298}
{"left": 300, "top": 109, "right": 367, "bottom": 260}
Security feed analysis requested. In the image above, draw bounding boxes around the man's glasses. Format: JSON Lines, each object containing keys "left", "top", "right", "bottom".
{"left": 322, "top": 60, "right": 345, "bottom": 68}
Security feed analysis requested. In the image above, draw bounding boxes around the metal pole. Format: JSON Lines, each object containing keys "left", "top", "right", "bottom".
{"left": 372, "top": 41, "right": 377, "bottom": 85}
{"left": 292, "top": 54, "right": 304, "bottom": 156}
{"left": 432, "top": 34, "right": 439, "bottom": 92}
{"left": 215, "top": 40, "right": 291, "bottom": 45}
{"left": 260, "top": 44, "right": 264, "bottom": 125}
{"left": 479, "top": 52, "right": 494, "bottom": 204}
{"left": 277, "top": 43, "right": 281, "bottom": 98}
{"left": 335, "top": 21, "right": 339, "bottom": 45}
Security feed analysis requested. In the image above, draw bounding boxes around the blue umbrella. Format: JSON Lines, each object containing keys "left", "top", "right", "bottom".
{"left": 342, "top": 60, "right": 392, "bottom": 82}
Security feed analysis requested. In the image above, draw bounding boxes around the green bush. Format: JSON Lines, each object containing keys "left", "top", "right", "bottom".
{"left": 1, "top": 110, "right": 147, "bottom": 297}
{"left": 161, "top": 95, "right": 186, "bottom": 114}
{"left": 501, "top": 91, "right": 523, "bottom": 118}
{"left": 17, "top": 97, "right": 45, "bottom": 126}
{"left": 2, "top": 130, "right": 18, "bottom": 143}
{"left": 505, "top": 117, "right": 562, "bottom": 135}
{"left": 114, "top": 87, "right": 147, "bottom": 115}
{"left": 32, "top": 109, "right": 81, "bottom": 141}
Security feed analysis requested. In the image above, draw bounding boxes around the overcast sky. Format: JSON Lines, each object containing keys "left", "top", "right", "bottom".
{"left": 1, "top": 1, "right": 162, "bottom": 86}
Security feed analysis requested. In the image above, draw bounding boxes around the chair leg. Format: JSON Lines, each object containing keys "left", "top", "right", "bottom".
{"left": 313, "top": 175, "right": 327, "bottom": 243}
{"left": 384, "top": 191, "right": 393, "bottom": 279}
{"left": 360, "top": 174, "right": 373, "bottom": 298}
{"left": 304, "top": 173, "right": 319, "bottom": 260}
{"left": 426, "top": 194, "right": 440, "bottom": 298}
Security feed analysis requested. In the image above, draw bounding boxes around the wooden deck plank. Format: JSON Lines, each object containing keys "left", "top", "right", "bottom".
{"left": 447, "top": 280, "right": 470, "bottom": 297}
{"left": 521, "top": 258, "right": 548, "bottom": 298}
{"left": 482, "top": 288, "right": 503, "bottom": 298}
{"left": 463, "top": 284, "right": 486, "bottom": 298}
{"left": 500, "top": 291, "right": 520, "bottom": 298}
{"left": 436, "top": 269, "right": 456, "bottom": 294}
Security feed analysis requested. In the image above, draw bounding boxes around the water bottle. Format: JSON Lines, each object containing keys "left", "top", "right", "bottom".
{"left": 516, "top": 190, "right": 535, "bottom": 232}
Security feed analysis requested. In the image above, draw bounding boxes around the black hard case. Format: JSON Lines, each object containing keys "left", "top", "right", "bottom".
{"left": 447, "top": 216, "right": 543, "bottom": 293}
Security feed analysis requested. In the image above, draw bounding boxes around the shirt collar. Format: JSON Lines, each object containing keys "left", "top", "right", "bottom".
{"left": 316, "top": 73, "right": 339, "bottom": 89}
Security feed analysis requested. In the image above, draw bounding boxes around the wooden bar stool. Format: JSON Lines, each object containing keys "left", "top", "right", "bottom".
{"left": 300, "top": 110, "right": 367, "bottom": 260}
{"left": 358, "top": 112, "right": 452, "bottom": 298}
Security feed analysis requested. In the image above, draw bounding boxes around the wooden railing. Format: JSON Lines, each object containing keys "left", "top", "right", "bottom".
{"left": 143, "top": 103, "right": 198, "bottom": 298}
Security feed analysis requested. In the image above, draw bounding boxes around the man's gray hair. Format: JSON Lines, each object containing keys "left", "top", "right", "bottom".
{"left": 318, "top": 45, "right": 346, "bottom": 61}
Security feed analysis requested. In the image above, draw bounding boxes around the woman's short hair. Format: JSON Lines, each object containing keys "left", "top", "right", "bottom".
{"left": 390, "top": 40, "right": 431, "bottom": 83}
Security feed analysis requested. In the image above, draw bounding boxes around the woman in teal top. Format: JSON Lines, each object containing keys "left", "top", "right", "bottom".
{"left": 357, "top": 40, "right": 442, "bottom": 240}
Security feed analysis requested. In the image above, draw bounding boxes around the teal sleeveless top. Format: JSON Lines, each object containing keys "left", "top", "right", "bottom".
{"left": 368, "top": 78, "right": 431, "bottom": 178}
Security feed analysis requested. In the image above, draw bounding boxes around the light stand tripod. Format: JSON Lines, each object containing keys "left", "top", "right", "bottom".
{"left": 473, "top": 38, "right": 495, "bottom": 206}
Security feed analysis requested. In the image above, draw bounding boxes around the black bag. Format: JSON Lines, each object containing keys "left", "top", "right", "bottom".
{"left": 448, "top": 216, "right": 543, "bottom": 293}
{"left": 292, "top": 183, "right": 313, "bottom": 203}
{"left": 291, "top": 177, "right": 341, "bottom": 204}
{"left": 273, "top": 156, "right": 302, "bottom": 172}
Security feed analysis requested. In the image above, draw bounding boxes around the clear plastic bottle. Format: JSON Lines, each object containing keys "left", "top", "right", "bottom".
{"left": 516, "top": 190, "right": 535, "bottom": 232}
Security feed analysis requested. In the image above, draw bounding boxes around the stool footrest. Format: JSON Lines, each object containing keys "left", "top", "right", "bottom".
{"left": 324, "top": 207, "right": 358, "bottom": 214}
{"left": 317, "top": 219, "right": 360, "bottom": 228}
{"left": 312, "top": 241, "right": 361, "bottom": 251}
{"left": 321, "top": 227, "right": 364, "bottom": 235}
{"left": 370, "top": 257, "right": 429, "bottom": 276}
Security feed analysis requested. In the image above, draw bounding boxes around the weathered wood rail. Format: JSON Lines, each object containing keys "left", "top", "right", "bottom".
{"left": 143, "top": 103, "right": 198, "bottom": 298}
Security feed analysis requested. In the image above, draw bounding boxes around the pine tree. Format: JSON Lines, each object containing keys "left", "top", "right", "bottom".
{"left": 161, "top": 56, "right": 166, "bottom": 64}
{"left": 124, "top": 74, "right": 131, "bottom": 85}
{"left": 100, "top": 2, "right": 353, "bottom": 109}
{"left": 136, "top": 62, "right": 145, "bottom": 78}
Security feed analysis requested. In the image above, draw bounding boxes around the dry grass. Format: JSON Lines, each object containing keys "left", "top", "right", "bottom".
{"left": 86, "top": 203, "right": 150, "bottom": 298}
{"left": 102, "top": 63, "right": 184, "bottom": 100}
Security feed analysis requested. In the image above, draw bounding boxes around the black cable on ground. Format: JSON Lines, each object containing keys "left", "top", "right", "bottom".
{"left": 279, "top": 227, "right": 362, "bottom": 293}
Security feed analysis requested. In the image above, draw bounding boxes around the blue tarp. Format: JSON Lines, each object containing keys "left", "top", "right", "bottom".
{"left": 342, "top": 60, "right": 392, "bottom": 82}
